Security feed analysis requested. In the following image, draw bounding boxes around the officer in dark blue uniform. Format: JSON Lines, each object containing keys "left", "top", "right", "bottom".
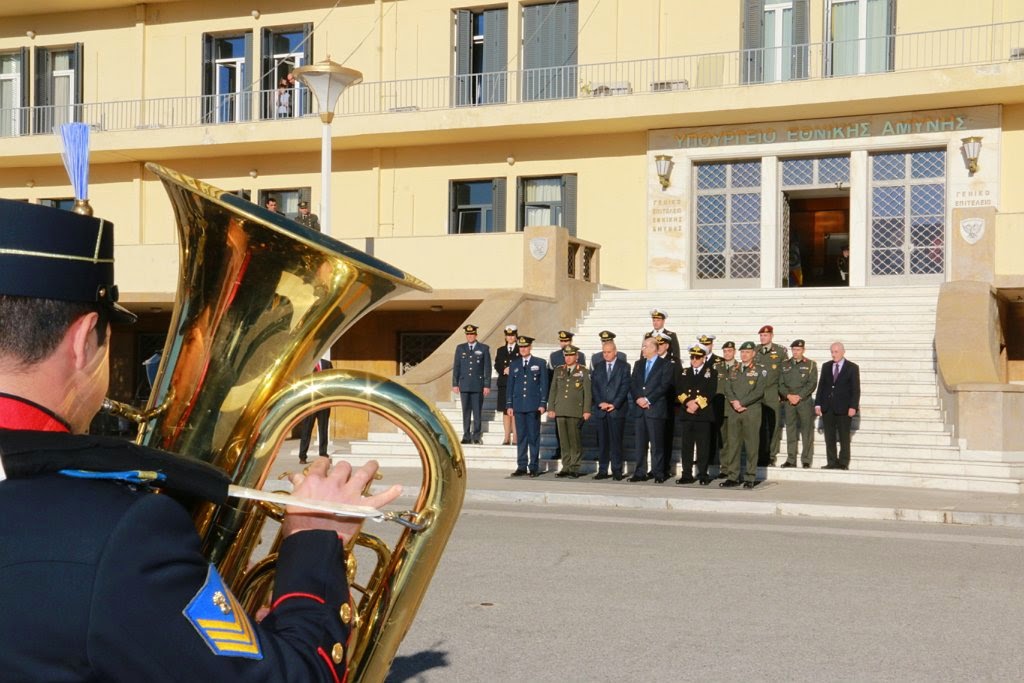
{"left": 452, "top": 323, "right": 492, "bottom": 444}
{"left": 0, "top": 199, "right": 401, "bottom": 682}
{"left": 506, "top": 335, "right": 548, "bottom": 477}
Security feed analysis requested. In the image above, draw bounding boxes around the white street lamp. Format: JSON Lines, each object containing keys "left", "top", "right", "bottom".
{"left": 292, "top": 59, "right": 363, "bottom": 235}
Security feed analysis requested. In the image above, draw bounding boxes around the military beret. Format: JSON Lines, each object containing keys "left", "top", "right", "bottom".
{"left": 688, "top": 345, "right": 707, "bottom": 357}
{"left": 463, "top": 324, "right": 479, "bottom": 334}
{"left": 503, "top": 324, "right": 518, "bottom": 336}
{"left": 0, "top": 199, "right": 136, "bottom": 324}
{"left": 650, "top": 309, "right": 666, "bottom": 319}
{"left": 298, "top": 200, "right": 309, "bottom": 209}
{"left": 739, "top": 341, "right": 756, "bottom": 351}
{"left": 562, "top": 344, "right": 578, "bottom": 355}
{"left": 516, "top": 335, "right": 534, "bottom": 347}
{"left": 721, "top": 341, "right": 736, "bottom": 350}
{"left": 697, "top": 334, "right": 716, "bottom": 344}
{"left": 758, "top": 325, "right": 774, "bottom": 334}
{"left": 557, "top": 330, "right": 574, "bottom": 341}
{"left": 790, "top": 339, "right": 805, "bottom": 348}
{"left": 598, "top": 330, "right": 616, "bottom": 341}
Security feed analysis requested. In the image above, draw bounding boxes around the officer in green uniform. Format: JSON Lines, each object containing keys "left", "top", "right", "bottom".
{"left": 755, "top": 324, "right": 789, "bottom": 466}
{"left": 295, "top": 200, "right": 321, "bottom": 231}
{"left": 779, "top": 339, "right": 818, "bottom": 468}
{"left": 547, "top": 345, "right": 592, "bottom": 478}
{"left": 713, "top": 341, "right": 738, "bottom": 477}
{"left": 721, "top": 341, "right": 765, "bottom": 489}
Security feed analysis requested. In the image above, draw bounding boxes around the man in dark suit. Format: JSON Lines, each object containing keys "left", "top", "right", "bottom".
{"left": 452, "top": 323, "right": 492, "bottom": 445}
{"left": 298, "top": 357, "right": 334, "bottom": 462}
{"left": 675, "top": 345, "right": 718, "bottom": 485}
{"left": 590, "top": 339, "right": 631, "bottom": 480}
{"left": 0, "top": 199, "right": 400, "bottom": 682}
{"left": 629, "top": 336, "right": 673, "bottom": 483}
{"left": 591, "top": 330, "right": 627, "bottom": 368}
{"left": 506, "top": 335, "right": 549, "bottom": 477}
{"left": 493, "top": 324, "right": 519, "bottom": 445}
{"left": 815, "top": 341, "right": 861, "bottom": 470}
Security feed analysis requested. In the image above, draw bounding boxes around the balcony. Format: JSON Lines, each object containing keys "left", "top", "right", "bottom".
{"left": 2, "top": 21, "right": 1024, "bottom": 151}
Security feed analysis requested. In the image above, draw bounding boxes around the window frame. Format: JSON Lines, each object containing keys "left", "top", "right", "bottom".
{"left": 448, "top": 178, "right": 507, "bottom": 234}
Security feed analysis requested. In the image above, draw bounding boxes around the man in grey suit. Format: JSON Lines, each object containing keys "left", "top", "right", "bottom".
{"left": 452, "top": 323, "right": 492, "bottom": 445}
{"left": 629, "top": 336, "right": 673, "bottom": 483}
{"left": 591, "top": 339, "right": 631, "bottom": 480}
{"left": 815, "top": 341, "right": 861, "bottom": 470}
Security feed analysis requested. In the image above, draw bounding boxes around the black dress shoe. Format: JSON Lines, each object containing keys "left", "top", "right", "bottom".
{"left": 699, "top": 476, "right": 712, "bottom": 486}
{"left": 743, "top": 480, "right": 758, "bottom": 489}
{"left": 676, "top": 475, "right": 696, "bottom": 485}
{"left": 510, "top": 469, "right": 527, "bottom": 477}
{"left": 529, "top": 471, "right": 541, "bottom": 478}
{"left": 654, "top": 477, "right": 666, "bottom": 484}
{"left": 628, "top": 475, "right": 646, "bottom": 482}
{"left": 472, "top": 438, "right": 483, "bottom": 445}
{"left": 821, "top": 464, "right": 837, "bottom": 469}
{"left": 780, "top": 462, "right": 796, "bottom": 468}
{"left": 299, "top": 457, "right": 308, "bottom": 464}
{"left": 556, "top": 471, "right": 570, "bottom": 478}
{"left": 719, "top": 479, "right": 741, "bottom": 488}
{"left": 715, "top": 472, "right": 728, "bottom": 480}
{"left": 593, "top": 473, "right": 610, "bottom": 480}
{"left": 612, "top": 474, "right": 625, "bottom": 481}
{"left": 460, "top": 437, "right": 471, "bottom": 444}
{"left": 838, "top": 464, "right": 849, "bottom": 470}
{"left": 802, "top": 463, "right": 811, "bottom": 468}
{"left": 571, "top": 472, "right": 583, "bottom": 478}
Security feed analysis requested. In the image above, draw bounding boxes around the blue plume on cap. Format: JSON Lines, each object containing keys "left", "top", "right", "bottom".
{"left": 57, "top": 123, "right": 90, "bottom": 201}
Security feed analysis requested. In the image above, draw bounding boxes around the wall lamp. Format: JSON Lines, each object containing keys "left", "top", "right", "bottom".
{"left": 961, "top": 136, "right": 983, "bottom": 175}
{"left": 655, "top": 154, "right": 674, "bottom": 190}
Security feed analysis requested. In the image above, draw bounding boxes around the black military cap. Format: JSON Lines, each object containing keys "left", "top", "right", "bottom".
{"left": 503, "top": 324, "right": 518, "bottom": 336}
{"left": 0, "top": 199, "right": 136, "bottom": 324}
{"left": 739, "top": 341, "right": 756, "bottom": 351}
{"left": 721, "top": 341, "right": 736, "bottom": 350}
{"left": 688, "top": 345, "right": 707, "bottom": 357}
{"left": 557, "top": 330, "right": 574, "bottom": 341}
{"left": 563, "top": 344, "right": 579, "bottom": 355}
{"left": 298, "top": 200, "right": 309, "bottom": 209}
{"left": 516, "top": 335, "right": 534, "bottom": 347}
{"left": 598, "top": 330, "right": 616, "bottom": 341}
{"left": 463, "top": 324, "right": 479, "bottom": 334}
{"left": 790, "top": 339, "right": 806, "bottom": 348}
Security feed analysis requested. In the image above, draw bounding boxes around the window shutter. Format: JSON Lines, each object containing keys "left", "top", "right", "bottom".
{"left": 242, "top": 31, "right": 254, "bottom": 121}
{"left": 516, "top": 177, "right": 524, "bottom": 231}
{"left": 886, "top": 0, "right": 896, "bottom": 71}
{"left": 482, "top": 8, "right": 508, "bottom": 104}
{"left": 492, "top": 178, "right": 507, "bottom": 232}
{"left": 560, "top": 2, "right": 579, "bottom": 99}
{"left": 201, "top": 34, "right": 214, "bottom": 123}
{"left": 454, "top": 10, "right": 472, "bottom": 106}
{"left": 741, "top": 0, "right": 764, "bottom": 84}
{"left": 260, "top": 28, "right": 273, "bottom": 92}
{"left": 300, "top": 23, "right": 313, "bottom": 65}
{"left": 791, "top": 0, "right": 809, "bottom": 79}
{"left": 34, "top": 47, "right": 51, "bottom": 133}
{"left": 562, "top": 174, "right": 577, "bottom": 237}
{"left": 71, "top": 43, "right": 83, "bottom": 106}
{"left": 19, "top": 47, "right": 29, "bottom": 133}
{"left": 448, "top": 181, "right": 458, "bottom": 234}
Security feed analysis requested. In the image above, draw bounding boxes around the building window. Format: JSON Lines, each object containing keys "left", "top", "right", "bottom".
{"left": 827, "top": 0, "right": 895, "bottom": 76}
{"left": 694, "top": 161, "right": 762, "bottom": 284}
{"left": 454, "top": 8, "right": 507, "bottom": 106}
{"left": 202, "top": 32, "right": 253, "bottom": 124}
{"left": 781, "top": 155, "right": 850, "bottom": 188}
{"left": 522, "top": 1, "right": 578, "bottom": 101}
{"left": 258, "top": 187, "right": 310, "bottom": 219}
{"left": 399, "top": 332, "right": 450, "bottom": 375}
{"left": 869, "top": 149, "right": 945, "bottom": 281}
{"left": 261, "top": 24, "right": 312, "bottom": 119}
{"left": 0, "top": 49, "right": 29, "bottom": 137}
{"left": 40, "top": 198, "right": 75, "bottom": 211}
{"left": 742, "top": 0, "right": 808, "bottom": 84}
{"left": 517, "top": 175, "right": 577, "bottom": 236}
{"left": 34, "top": 44, "right": 83, "bottom": 133}
{"left": 449, "top": 179, "right": 507, "bottom": 234}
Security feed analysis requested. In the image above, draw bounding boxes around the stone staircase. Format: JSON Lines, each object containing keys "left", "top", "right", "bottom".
{"left": 344, "top": 285, "right": 1024, "bottom": 494}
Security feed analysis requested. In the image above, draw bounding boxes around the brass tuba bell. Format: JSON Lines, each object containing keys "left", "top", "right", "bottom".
{"left": 113, "top": 163, "right": 465, "bottom": 682}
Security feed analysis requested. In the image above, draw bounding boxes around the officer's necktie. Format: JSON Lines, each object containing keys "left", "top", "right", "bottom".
{"left": 469, "top": 344, "right": 475, "bottom": 352}
{"left": 833, "top": 363, "right": 839, "bottom": 381}
{"left": 644, "top": 359, "right": 653, "bottom": 380}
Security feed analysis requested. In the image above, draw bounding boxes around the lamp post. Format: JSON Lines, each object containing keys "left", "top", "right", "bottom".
{"left": 292, "top": 59, "right": 363, "bottom": 236}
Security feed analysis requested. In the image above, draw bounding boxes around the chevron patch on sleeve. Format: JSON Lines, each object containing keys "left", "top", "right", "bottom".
{"left": 183, "top": 565, "right": 263, "bottom": 660}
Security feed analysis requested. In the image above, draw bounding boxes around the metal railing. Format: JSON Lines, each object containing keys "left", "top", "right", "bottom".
{"left": 2, "top": 20, "right": 1022, "bottom": 139}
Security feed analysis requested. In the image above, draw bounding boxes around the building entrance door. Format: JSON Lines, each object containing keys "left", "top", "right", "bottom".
{"left": 787, "top": 194, "right": 850, "bottom": 287}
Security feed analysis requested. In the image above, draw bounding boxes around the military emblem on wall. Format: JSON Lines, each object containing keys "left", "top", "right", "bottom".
{"left": 959, "top": 217, "right": 985, "bottom": 245}
{"left": 529, "top": 238, "right": 549, "bottom": 261}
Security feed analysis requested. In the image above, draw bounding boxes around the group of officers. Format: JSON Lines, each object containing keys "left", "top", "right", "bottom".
{"left": 454, "top": 309, "right": 859, "bottom": 488}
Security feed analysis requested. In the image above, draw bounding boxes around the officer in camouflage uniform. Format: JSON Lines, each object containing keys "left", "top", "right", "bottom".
{"left": 713, "top": 341, "right": 738, "bottom": 477}
{"left": 721, "top": 341, "right": 766, "bottom": 489}
{"left": 547, "top": 345, "right": 592, "bottom": 478}
{"left": 779, "top": 339, "right": 818, "bottom": 468}
{"left": 755, "top": 324, "right": 789, "bottom": 466}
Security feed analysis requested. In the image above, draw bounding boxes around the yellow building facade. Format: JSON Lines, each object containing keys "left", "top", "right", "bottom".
{"left": 1, "top": 0, "right": 1023, "bottom": 427}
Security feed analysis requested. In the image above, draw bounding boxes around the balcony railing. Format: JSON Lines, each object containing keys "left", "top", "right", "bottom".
{"left": 2, "top": 20, "right": 1022, "bottom": 139}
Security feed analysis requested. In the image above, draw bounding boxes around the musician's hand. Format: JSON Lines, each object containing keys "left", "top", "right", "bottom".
{"left": 283, "top": 458, "right": 402, "bottom": 545}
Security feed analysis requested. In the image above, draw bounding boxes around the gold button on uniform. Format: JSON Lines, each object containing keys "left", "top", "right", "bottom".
{"left": 339, "top": 603, "right": 352, "bottom": 624}
{"left": 331, "top": 643, "right": 345, "bottom": 664}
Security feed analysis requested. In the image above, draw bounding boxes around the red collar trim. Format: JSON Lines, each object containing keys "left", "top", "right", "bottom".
{"left": 0, "top": 394, "right": 72, "bottom": 433}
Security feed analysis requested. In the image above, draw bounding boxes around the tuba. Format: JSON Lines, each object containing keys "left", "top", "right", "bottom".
{"left": 112, "top": 163, "right": 465, "bottom": 682}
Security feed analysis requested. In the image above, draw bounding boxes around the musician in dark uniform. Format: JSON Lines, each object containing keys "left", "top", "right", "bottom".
{"left": 451, "top": 323, "right": 492, "bottom": 445}
{"left": 0, "top": 199, "right": 401, "bottom": 682}
{"left": 674, "top": 345, "right": 718, "bottom": 485}
{"left": 493, "top": 324, "right": 519, "bottom": 445}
